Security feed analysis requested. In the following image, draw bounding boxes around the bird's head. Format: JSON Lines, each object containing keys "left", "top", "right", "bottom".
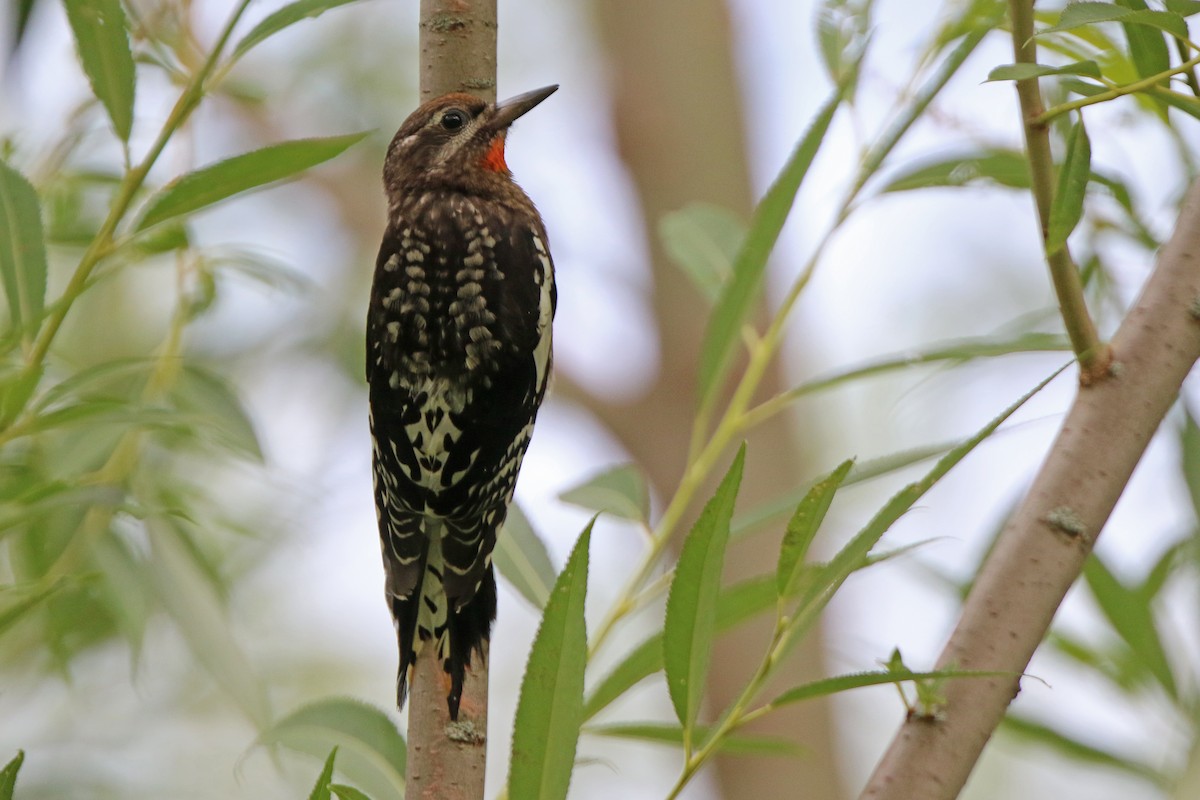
{"left": 383, "top": 85, "right": 557, "bottom": 196}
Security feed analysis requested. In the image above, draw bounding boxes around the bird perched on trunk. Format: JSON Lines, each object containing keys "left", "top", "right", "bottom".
{"left": 367, "top": 86, "right": 558, "bottom": 720}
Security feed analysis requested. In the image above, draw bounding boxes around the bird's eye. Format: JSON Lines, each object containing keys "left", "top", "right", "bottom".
{"left": 440, "top": 110, "right": 467, "bottom": 131}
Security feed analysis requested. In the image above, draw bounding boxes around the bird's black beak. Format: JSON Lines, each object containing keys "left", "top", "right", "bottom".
{"left": 490, "top": 85, "right": 558, "bottom": 130}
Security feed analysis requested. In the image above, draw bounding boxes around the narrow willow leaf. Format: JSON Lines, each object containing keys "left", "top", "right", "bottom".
{"left": 0, "top": 750, "right": 23, "bottom": 800}
{"left": 1060, "top": 78, "right": 1108, "bottom": 97}
{"left": 0, "top": 580, "right": 65, "bottom": 638}
{"left": 664, "top": 445, "right": 746, "bottom": 731}
{"left": 777, "top": 460, "right": 854, "bottom": 597}
{"left": 1046, "top": 118, "right": 1091, "bottom": 255}
{"left": 1001, "top": 715, "right": 1168, "bottom": 787}
{"left": 0, "top": 161, "right": 48, "bottom": 340}
{"left": 63, "top": 0, "right": 135, "bottom": 141}
{"left": 777, "top": 368, "right": 1066, "bottom": 657}
{"left": 583, "top": 576, "right": 776, "bottom": 722}
{"left": 1165, "top": 0, "right": 1200, "bottom": 15}
{"left": 1082, "top": 555, "right": 1178, "bottom": 698}
{"left": 308, "top": 748, "right": 338, "bottom": 800}
{"left": 1180, "top": 406, "right": 1200, "bottom": 524}
{"left": 148, "top": 517, "right": 272, "bottom": 729}
{"left": 1116, "top": 0, "right": 1171, "bottom": 85}
{"left": 259, "top": 697, "right": 406, "bottom": 800}
{"left": 587, "top": 722, "right": 802, "bottom": 758}
{"left": 330, "top": 786, "right": 372, "bottom": 800}
{"left": 659, "top": 203, "right": 746, "bottom": 303}
{"left": 494, "top": 503, "right": 556, "bottom": 609}
{"left": 232, "top": 0, "right": 361, "bottom": 62}
{"left": 696, "top": 91, "right": 841, "bottom": 406}
{"left": 1150, "top": 86, "right": 1200, "bottom": 120}
{"left": 1038, "top": 2, "right": 1188, "bottom": 39}
{"left": 882, "top": 150, "right": 1031, "bottom": 192}
{"left": 508, "top": 521, "right": 592, "bottom": 800}
{"left": 171, "top": 364, "right": 262, "bottom": 460}
{"left": 733, "top": 441, "right": 955, "bottom": 537}
{"left": 768, "top": 668, "right": 1004, "bottom": 710}
{"left": 985, "top": 61, "right": 1103, "bottom": 82}
{"left": 136, "top": 133, "right": 369, "bottom": 230}
{"left": 1100, "top": 8, "right": 1189, "bottom": 38}
{"left": 558, "top": 464, "right": 650, "bottom": 522}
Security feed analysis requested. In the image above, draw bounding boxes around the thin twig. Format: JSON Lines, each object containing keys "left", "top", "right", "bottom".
{"left": 1007, "top": 0, "right": 1107, "bottom": 382}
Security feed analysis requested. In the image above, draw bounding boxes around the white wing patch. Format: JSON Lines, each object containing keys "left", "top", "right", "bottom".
{"left": 531, "top": 231, "right": 554, "bottom": 392}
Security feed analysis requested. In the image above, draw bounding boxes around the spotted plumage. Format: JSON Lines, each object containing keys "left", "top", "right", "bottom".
{"left": 367, "top": 86, "right": 558, "bottom": 719}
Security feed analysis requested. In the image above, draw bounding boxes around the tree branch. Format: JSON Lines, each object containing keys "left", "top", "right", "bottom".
{"left": 406, "top": 2, "right": 496, "bottom": 798}
{"left": 859, "top": 177, "right": 1200, "bottom": 799}
{"left": 419, "top": 0, "right": 497, "bottom": 103}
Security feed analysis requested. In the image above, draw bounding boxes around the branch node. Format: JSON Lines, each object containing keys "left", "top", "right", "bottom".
{"left": 446, "top": 719, "right": 486, "bottom": 744}
{"left": 426, "top": 14, "right": 468, "bottom": 33}
{"left": 1043, "top": 506, "right": 1087, "bottom": 538}
{"left": 461, "top": 77, "right": 497, "bottom": 92}
{"left": 1078, "top": 343, "right": 1115, "bottom": 386}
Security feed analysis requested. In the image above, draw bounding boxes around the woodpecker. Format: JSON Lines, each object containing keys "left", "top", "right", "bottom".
{"left": 367, "top": 85, "right": 558, "bottom": 720}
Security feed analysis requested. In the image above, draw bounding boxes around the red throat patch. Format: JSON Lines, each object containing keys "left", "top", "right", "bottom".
{"left": 481, "top": 136, "right": 509, "bottom": 173}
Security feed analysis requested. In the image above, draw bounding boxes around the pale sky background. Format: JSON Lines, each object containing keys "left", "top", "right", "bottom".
{"left": 1, "top": 1, "right": 1197, "bottom": 798}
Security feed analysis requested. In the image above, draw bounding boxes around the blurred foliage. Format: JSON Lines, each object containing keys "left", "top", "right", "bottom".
{"left": 2, "top": 0, "right": 1200, "bottom": 798}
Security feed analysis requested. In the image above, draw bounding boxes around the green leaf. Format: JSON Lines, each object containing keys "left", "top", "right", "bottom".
{"left": 777, "top": 367, "right": 1065, "bottom": 657}
{"left": 63, "top": 0, "right": 135, "bottom": 141}
{"left": 1082, "top": 554, "right": 1177, "bottom": 698}
{"left": 1001, "top": 715, "right": 1167, "bottom": 787}
{"left": 985, "top": 60, "right": 1103, "bottom": 82}
{"left": 696, "top": 90, "right": 841, "bottom": 407}
{"left": 777, "top": 460, "right": 853, "bottom": 597}
{"left": 659, "top": 203, "right": 746, "bottom": 303}
{"left": 587, "top": 722, "right": 802, "bottom": 758}
{"left": 1181, "top": 405, "right": 1200, "bottom": 524}
{"left": 259, "top": 697, "right": 406, "bottom": 800}
{"left": 1115, "top": 1, "right": 1171, "bottom": 94}
{"left": 1059, "top": 78, "right": 1108, "bottom": 97}
{"left": 558, "top": 464, "right": 650, "bottom": 523}
{"left": 136, "top": 132, "right": 369, "bottom": 230}
{"left": 1149, "top": 86, "right": 1200, "bottom": 121}
{"left": 768, "top": 667, "right": 1005, "bottom": 710}
{"left": 330, "top": 786, "right": 373, "bottom": 800}
{"left": 583, "top": 576, "right": 776, "bottom": 722}
{"left": 171, "top": 364, "right": 262, "bottom": 460}
{"left": 664, "top": 445, "right": 746, "bottom": 734}
{"left": 232, "top": 0, "right": 362, "bottom": 62}
{"left": 1038, "top": 2, "right": 1188, "bottom": 39}
{"left": 508, "top": 520, "right": 592, "bottom": 800}
{"left": 494, "top": 503, "right": 556, "bottom": 609}
{"left": 0, "top": 161, "right": 47, "bottom": 341}
{"left": 0, "top": 579, "right": 65, "bottom": 638}
{"left": 1165, "top": 0, "right": 1200, "bottom": 16}
{"left": 814, "top": 0, "right": 871, "bottom": 101}
{"left": 882, "top": 149, "right": 1031, "bottom": 192}
{"left": 1046, "top": 117, "right": 1091, "bottom": 256}
{"left": 308, "top": 748, "right": 338, "bottom": 800}
{"left": 0, "top": 750, "right": 23, "bottom": 800}
{"left": 148, "top": 516, "right": 272, "bottom": 729}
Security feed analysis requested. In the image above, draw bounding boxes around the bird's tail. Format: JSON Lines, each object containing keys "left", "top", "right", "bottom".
{"left": 391, "top": 519, "right": 497, "bottom": 720}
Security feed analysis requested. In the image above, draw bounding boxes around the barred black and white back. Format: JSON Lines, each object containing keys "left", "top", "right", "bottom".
{"left": 367, "top": 88, "right": 557, "bottom": 719}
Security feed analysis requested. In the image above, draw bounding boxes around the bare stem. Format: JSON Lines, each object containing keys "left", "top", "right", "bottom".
{"left": 1034, "top": 50, "right": 1200, "bottom": 125}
